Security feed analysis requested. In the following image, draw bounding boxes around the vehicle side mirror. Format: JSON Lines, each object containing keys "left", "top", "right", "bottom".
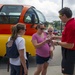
{"left": 31, "top": 14, "right": 35, "bottom": 28}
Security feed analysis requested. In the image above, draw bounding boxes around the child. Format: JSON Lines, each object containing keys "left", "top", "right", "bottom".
{"left": 47, "top": 25, "right": 55, "bottom": 59}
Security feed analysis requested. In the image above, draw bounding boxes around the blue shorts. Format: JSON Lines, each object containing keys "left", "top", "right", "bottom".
{"left": 36, "top": 55, "right": 50, "bottom": 64}
{"left": 10, "top": 60, "right": 28, "bottom": 75}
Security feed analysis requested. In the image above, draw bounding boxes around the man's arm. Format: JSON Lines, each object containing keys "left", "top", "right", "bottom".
{"left": 54, "top": 41, "right": 74, "bottom": 49}
{"left": 52, "top": 36, "right": 62, "bottom": 40}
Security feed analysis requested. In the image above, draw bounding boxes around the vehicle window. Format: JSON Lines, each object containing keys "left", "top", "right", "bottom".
{"left": 9, "top": 12, "right": 20, "bottom": 24}
{"left": 24, "top": 8, "right": 38, "bottom": 23}
{"left": 0, "top": 5, "right": 23, "bottom": 24}
{"left": 33, "top": 8, "right": 46, "bottom": 23}
{"left": 0, "top": 12, "right": 9, "bottom": 23}
{"left": 0, "top": 16, "right": 9, "bottom": 24}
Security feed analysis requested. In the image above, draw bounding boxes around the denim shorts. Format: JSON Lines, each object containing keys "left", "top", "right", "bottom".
{"left": 10, "top": 60, "right": 28, "bottom": 75}
{"left": 36, "top": 55, "right": 50, "bottom": 64}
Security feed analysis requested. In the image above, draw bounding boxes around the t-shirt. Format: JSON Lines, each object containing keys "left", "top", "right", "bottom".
{"left": 32, "top": 33, "right": 50, "bottom": 57}
{"left": 62, "top": 18, "right": 75, "bottom": 50}
{"left": 8, "top": 36, "right": 27, "bottom": 66}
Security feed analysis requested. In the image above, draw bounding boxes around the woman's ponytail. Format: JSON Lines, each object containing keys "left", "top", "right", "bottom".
{"left": 11, "top": 25, "right": 17, "bottom": 40}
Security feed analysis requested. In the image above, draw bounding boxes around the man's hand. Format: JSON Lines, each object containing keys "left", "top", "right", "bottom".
{"left": 52, "top": 40, "right": 59, "bottom": 46}
{"left": 51, "top": 36, "right": 62, "bottom": 40}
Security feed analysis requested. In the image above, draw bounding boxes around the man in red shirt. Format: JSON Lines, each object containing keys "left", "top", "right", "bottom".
{"left": 52, "top": 7, "right": 75, "bottom": 75}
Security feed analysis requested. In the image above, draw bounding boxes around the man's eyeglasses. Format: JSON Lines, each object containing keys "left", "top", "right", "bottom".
{"left": 59, "top": 14, "right": 63, "bottom": 18}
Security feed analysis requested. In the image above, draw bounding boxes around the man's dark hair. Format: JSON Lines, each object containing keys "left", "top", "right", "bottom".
{"left": 59, "top": 7, "right": 72, "bottom": 18}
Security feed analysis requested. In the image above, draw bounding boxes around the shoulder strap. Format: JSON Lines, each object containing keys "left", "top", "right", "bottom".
{"left": 7, "top": 58, "right": 9, "bottom": 72}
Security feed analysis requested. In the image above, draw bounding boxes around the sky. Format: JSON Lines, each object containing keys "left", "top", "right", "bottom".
{"left": 0, "top": 0, "right": 75, "bottom": 22}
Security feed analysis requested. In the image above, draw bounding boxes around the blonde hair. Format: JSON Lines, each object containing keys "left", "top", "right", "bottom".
{"left": 48, "top": 25, "right": 54, "bottom": 30}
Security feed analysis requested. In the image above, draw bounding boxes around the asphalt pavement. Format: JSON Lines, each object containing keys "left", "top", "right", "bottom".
{"left": 0, "top": 65, "right": 62, "bottom": 75}
{"left": 0, "top": 46, "right": 75, "bottom": 75}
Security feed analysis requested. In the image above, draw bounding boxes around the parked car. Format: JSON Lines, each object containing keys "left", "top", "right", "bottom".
{"left": 58, "top": 30, "right": 62, "bottom": 35}
{"left": 53, "top": 29, "right": 58, "bottom": 35}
